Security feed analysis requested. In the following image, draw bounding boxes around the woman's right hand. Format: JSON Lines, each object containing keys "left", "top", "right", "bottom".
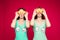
{"left": 15, "top": 11, "right": 19, "bottom": 18}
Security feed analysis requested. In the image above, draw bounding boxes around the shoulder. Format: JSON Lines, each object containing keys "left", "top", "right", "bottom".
{"left": 34, "top": 19, "right": 37, "bottom": 22}
{"left": 34, "top": 19, "right": 36, "bottom": 23}
{"left": 42, "top": 19, "right": 46, "bottom": 22}
{"left": 16, "top": 20, "right": 18, "bottom": 24}
{"left": 16, "top": 20, "right": 18, "bottom": 22}
{"left": 24, "top": 20, "right": 26, "bottom": 22}
{"left": 42, "top": 19, "right": 46, "bottom": 24}
{"left": 24, "top": 20, "right": 26, "bottom": 24}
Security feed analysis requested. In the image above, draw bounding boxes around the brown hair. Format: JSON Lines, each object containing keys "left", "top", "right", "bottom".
{"left": 34, "top": 14, "right": 45, "bottom": 19}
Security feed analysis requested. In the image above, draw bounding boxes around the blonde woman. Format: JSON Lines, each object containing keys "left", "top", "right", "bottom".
{"left": 11, "top": 8, "right": 29, "bottom": 40}
{"left": 31, "top": 7, "right": 51, "bottom": 40}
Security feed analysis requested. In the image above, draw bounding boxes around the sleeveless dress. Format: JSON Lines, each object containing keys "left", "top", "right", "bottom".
{"left": 15, "top": 20, "right": 28, "bottom": 40}
{"left": 33, "top": 20, "right": 47, "bottom": 40}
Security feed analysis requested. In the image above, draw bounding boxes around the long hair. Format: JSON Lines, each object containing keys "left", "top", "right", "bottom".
{"left": 34, "top": 14, "right": 45, "bottom": 19}
{"left": 17, "top": 16, "right": 26, "bottom": 20}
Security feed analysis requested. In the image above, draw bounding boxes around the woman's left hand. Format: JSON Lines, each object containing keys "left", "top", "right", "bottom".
{"left": 25, "top": 11, "right": 28, "bottom": 19}
{"left": 42, "top": 8, "right": 46, "bottom": 16}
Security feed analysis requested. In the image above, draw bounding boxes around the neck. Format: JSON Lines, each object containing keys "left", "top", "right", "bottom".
{"left": 19, "top": 18, "right": 24, "bottom": 21}
{"left": 37, "top": 17, "right": 42, "bottom": 20}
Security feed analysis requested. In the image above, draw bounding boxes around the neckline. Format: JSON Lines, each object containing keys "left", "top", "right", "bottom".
{"left": 35, "top": 20, "right": 45, "bottom": 26}
{"left": 17, "top": 20, "right": 25, "bottom": 26}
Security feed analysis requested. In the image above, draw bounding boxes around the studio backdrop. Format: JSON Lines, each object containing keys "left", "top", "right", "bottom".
{"left": 0, "top": 0, "right": 60, "bottom": 40}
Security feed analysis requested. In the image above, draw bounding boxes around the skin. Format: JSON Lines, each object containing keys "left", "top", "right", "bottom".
{"left": 11, "top": 9, "right": 30, "bottom": 28}
{"left": 31, "top": 8, "right": 51, "bottom": 27}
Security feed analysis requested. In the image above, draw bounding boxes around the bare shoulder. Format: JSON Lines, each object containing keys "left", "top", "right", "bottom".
{"left": 42, "top": 19, "right": 46, "bottom": 22}
{"left": 34, "top": 19, "right": 36, "bottom": 21}
{"left": 34, "top": 19, "right": 37, "bottom": 22}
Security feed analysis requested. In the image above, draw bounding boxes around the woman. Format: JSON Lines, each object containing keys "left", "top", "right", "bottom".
{"left": 11, "top": 8, "right": 29, "bottom": 40}
{"left": 31, "top": 7, "right": 51, "bottom": 40}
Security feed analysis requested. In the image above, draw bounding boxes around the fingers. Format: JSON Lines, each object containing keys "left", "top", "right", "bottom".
{"left": 42, "top": 8, "right": 46, "bottom": 13}
{"left": 25, "top": 11, "right": 28, "bottom": 16}
{"left": 15, "top": 11, "right": 19, "bottom": 18}
{"left": 42, "top": 8, "right": 47, "bottom": 15}
{"left": 24, "top": 11, "right": 28, "bottom": 19}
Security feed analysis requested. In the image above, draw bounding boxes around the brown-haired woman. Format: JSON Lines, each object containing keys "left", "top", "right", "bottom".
{"left": 31, "top": 8, "right": 51, "bottom": 40}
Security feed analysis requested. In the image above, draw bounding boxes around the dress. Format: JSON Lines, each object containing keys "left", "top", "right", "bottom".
{"left": 33, "top": 20, "right": 47, "bottom": 40}
{"left": 15, "top": 20, "right": 28, "bottom": 40}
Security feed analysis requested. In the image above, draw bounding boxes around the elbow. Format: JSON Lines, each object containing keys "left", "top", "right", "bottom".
{"left": 30, "top": 21, "right": 34, "bottom": 26}
{"left": 30, "top": 23, "right": 34, "bottom": 26}
{"left": 11, "top": 24, "right": 15, "bottom": 28}
{"left": 26, "top": 21, "right": 30, "bottom": 28}
{"left": 26, "top": 26, "right": 30, "bottom": 28}
{"left": 11, "top": 25, "right": 15, "bottom": 28}
{"left": 47, "top": 24, "right": 51, "bottom": 27}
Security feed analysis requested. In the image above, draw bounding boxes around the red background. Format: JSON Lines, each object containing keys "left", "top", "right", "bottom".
{"left": 0, "top": 0, "right": 60, "bottom": 40}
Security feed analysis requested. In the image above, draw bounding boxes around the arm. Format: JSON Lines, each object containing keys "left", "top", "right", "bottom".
{"left": 25, "top": 12, "right": 30, "bottom": 28}
{"left": 11, "top": 12, "right": 19, "bottom": 28}
{"left": 42, "top": 8, "right": 51, "bottom": 27}
{"left": 30, "top": 9, "right": 37, "bottom": 26}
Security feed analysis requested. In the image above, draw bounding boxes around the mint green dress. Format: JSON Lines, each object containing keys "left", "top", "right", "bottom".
{"left": 33, "top": 20, "right": 47, "bottom": 40}
{"left": 15, "top": 20, "right": 28, "bottom": 40}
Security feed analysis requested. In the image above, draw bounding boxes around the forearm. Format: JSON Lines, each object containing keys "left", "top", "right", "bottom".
{"left": 25, "top": 16, "right": 30, "bottom": 28}
{"left": 11, "top": 17, "right": 17, "bottom": 28}
{"left": 43, "top": 12, "right": 51, "bottom": 27}
{"left": 26, "top": 20, "right": 30, "bottom": 28}
{"left": 30, "top": 14, "right": 35, "bottom": 26}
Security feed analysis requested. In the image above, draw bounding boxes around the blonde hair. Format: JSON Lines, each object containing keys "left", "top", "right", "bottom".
{"left": 17, "top": 8, "right": 26, "bottom": 15}
{"left": 35, "top": 7, "right": 43, "bottom": 14}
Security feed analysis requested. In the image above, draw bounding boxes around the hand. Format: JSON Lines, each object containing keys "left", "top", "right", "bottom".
{"left": 15, "top": 11, "right": 19, "bottom": 18}
{"left": 42, "top": 8, "right": 46, "bottom": 15}
{"left": 25, "top": 11, "right": 28, "bottom": 19}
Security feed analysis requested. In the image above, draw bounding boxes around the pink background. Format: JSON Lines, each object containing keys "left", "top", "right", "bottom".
{"left": 0, "top": 0, "right": 60, "bottom": 40}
